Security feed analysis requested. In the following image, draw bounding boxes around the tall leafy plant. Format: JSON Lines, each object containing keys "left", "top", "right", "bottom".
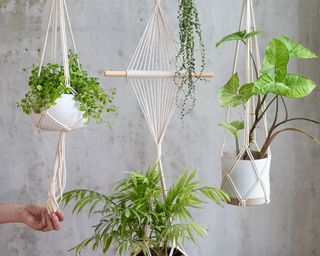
{"left": 177, "top": 0, "right": 206, "bottom": 118}
{"left": 217, "top": 32, "right": 320, "bottom": 159}
{"left": 62, "top": 163, "right": 229, "bottom": 256}
{"left": 18, "top": 51, "right": 116, "bottom": 124}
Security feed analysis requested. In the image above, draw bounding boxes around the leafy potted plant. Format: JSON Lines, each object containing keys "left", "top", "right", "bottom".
{"left": 18, "top": 50, "right": 116, "bottom": 130}
{"left": 62, "top": 163, "right": 229, "bottom": 255}
{"left": 177, "top": 0, "right": 206, "bottom": 118}
{"left": 217, "top": 31, "right": 320, "bottom": 205}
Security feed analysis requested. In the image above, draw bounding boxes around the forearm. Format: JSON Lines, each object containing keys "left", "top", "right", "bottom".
{"left": 0, "top": 203, "right": 24, "bottom": 224}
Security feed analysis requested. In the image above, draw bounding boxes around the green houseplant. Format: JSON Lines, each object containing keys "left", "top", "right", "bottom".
{"left": 217, "top": 31, "right": 320, "bottom": 206}
{"left": 177, "top": 0, "right": 206, "bottom": 118}
{"left": 217, "top": 32, "right": 320, "bottom": 159}
{"left": 62, "top": 163, "right": 229, "bottom": 256}
{"left": 18, "top": 51, "right": 116, "bottom": 127}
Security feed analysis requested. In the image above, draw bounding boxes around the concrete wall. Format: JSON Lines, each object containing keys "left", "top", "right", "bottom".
{"left": 0, "top": 0, "right": 319, "bottom": 255}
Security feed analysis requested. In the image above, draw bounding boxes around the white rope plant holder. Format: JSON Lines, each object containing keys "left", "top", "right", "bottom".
{"left": 220, "top": 0, "right": 272, "bottom": 207}
{"left": 105, "top": 0, "right": 213, "bottom": 254}
{"left": 36, "top": 0, "right": 83, "bottom": 213}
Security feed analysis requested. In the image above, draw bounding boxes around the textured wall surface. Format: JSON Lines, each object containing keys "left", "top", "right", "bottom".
{"left": 0, "top": 0, "right": 319, "bottom": 256}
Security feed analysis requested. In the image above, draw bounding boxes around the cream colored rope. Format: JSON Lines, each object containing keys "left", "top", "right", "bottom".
{"left": 220, "top": 0, "right": 271, "bottom": 206}
{"left": 128, "top": 1, "right": 181, "bottom": 198}
{"left": 37, "top": 0, "right": 81, "bottom": 213}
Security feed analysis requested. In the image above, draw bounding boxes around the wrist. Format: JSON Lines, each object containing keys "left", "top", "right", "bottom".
{"left": 0, "top": 203, "right": 25, "bottom": 224}
{"left": 14, "top": 204, "right": 26, "bottom": 223}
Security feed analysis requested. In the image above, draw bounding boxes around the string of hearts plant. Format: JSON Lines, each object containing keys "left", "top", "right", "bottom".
{"left": 217, "top": 31, "right": 320, "bottom": 158}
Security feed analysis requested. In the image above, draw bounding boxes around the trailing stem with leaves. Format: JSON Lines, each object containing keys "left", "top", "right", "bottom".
{"left": 217, "top": 31, "right": 320, "bottom": 159}
{"left": 18, "top": 50, "right": 116, "bottom": 124}
{"left": 62, "top": 163, "right": 229, "bottom": 256}
{"left": 177, "top": 0, "right": 206, "bottom": 118}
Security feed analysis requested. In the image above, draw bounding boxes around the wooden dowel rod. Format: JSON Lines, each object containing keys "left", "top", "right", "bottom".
{"left": 104, "top": 70, "right": 214, "bottom": 78}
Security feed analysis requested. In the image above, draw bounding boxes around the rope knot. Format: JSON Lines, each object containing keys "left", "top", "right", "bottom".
{"left": 239, "top": 199, "right": 247, "bottom": 207}
{"left": 156, "top": 144, "right": 162, "bottom": 160}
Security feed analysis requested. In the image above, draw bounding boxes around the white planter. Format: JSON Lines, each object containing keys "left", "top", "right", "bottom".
{"left": 32, "top": 94, "right": 86, "bottom": 132}
{"left": 221, "top": 151, "right": 271, "bottom": 206}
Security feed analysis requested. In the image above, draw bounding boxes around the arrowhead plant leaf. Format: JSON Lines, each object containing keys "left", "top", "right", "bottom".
{"left": 279, "top": 36, "right": 318, "bottom": 59}
{"left": 216, "top": 30, "right": 262, "bottom": 47}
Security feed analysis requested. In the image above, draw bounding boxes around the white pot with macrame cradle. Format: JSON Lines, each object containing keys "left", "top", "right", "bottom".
{"left": 31, "top": 0, "right": 86, "bottom": 213}
{"left": 105, "top": 0, "right": 212, "bottom": 254}
{"left": 220, "top": 0, "right": 271, "bottom": 207}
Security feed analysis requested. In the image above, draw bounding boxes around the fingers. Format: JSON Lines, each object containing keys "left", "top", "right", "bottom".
{"left": 55, "top": 210, "right": 65, "bottom": 222}
{"left": 43, "top": 211, "right": 54, "bottom": 232}
{"left": 51, "top": 213, "right": 62, "bottom": 231}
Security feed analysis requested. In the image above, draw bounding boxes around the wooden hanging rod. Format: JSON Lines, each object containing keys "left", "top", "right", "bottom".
{"left": 104, "top": 70, "right": 214, "bottom": 78}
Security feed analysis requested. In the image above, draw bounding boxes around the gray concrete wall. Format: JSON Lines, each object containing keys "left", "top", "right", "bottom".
{"left": 0, "top": 0, "right": 319, "bottom": 255}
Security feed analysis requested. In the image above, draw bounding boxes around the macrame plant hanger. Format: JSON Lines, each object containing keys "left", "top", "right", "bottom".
{"left": 105, "top": 0, "right": 212, "bottom": 254}
{"left": 37, "top": 0, "right": 82, "bottom": 213}
{"left": 220, "top": 0, "right": 272, "bottom": 207}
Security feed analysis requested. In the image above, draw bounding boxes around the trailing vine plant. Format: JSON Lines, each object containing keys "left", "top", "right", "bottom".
{"left": 177, "top": 0, "right": 206, "bottom": 118}
{"left": 217, "top": 31, "right": 320, "bottom": 159}
{"left": 18, "top": 50, "right": 117, "bottom": 125}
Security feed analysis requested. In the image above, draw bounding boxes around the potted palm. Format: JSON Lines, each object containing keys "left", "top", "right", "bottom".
{"left": 62, "top": 163, "right": 229, "bottom": 255}
{"left": 217, "top": 31, "right": 320, "bottom": 205}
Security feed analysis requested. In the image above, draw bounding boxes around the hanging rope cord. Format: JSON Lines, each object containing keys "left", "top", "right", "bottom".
{"left": 37, "top": 0, "right": 82, "bottom": 213}
{"left": 125, "top": 1, "right": 189, "bottom": 255}
{"left": 127, "top": 0, "right": 182, "bottom": 199}
{"left": 220, "top": 0, "right": 271, "bottom": 207}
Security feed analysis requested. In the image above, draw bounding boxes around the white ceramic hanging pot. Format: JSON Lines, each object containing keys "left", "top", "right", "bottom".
{"left": 221, "top": 151, "right": 271, "bottom": 206}
{"left": 32, "top": 94, "right": 86, "bottom": 132}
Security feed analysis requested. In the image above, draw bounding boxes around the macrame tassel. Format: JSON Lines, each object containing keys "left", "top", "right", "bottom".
{"left": 47, "top": 132, "right": 67, "bottom": 214}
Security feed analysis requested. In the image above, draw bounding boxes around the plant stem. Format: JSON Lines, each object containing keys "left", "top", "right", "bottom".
{"left": 260, "top": 128, "right": 320, "bottom": 157}
{"left": 248, "top": 95, "right": 274, "bottom": 144}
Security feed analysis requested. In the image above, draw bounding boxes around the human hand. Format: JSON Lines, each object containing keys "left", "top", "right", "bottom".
{"left": 19, "top": 204, "right": 64, "bottom": 232}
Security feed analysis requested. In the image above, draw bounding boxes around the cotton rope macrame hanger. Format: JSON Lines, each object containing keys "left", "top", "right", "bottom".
{"left": 37, "top": 0, "right": 82, "bottom": 214}
{"left": 105, "top": 0, "right": 212, "bottom": 255}
{"left": 220, "top": 0, "right": 272, "bottom": 207}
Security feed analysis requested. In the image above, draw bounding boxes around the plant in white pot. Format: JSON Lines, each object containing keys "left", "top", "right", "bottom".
{"left": 18, "top": 50, "right": 116, "bottom": 129}
{"left": 216, "top": 0, "right": 320, "bottom": 206}
{"left": 62, "top": 163, "right": 229, "bottom": 256}
{"left": 17, "top": 0, "right": 116, "bottom": 214}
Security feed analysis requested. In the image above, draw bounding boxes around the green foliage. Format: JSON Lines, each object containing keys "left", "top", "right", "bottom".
{"left": 18, "top": 50, "right": 116, "bottom": 124}
{"left": 219, "top": 121, "right": 244, "bottom": 139}
{"left": 218, "top": 73, "right": 254, "bottom": 107}
{"left": 177, "top": 0, "right": 206, "bottom": 118}
{"left": 62, "top": 163, "right": 229, "bottom": 256}
{"left": 218, "top": 35, "right": 318, "bottom": 106}
{"left": 217, "top": 32, "right": 319, "bottom": 158}
{"left": 216, "top": 30, "right": 262, "bottom": 48}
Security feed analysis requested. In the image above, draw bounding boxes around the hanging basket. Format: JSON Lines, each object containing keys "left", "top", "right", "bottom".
{"left": 32, "top": 94, "right": 86, "bottom": 132}
{"left": 219, "top": 0, "right": 272, "bottom": 207}
{"left": 221, "top": 151, "right": 271, "bottom": 206}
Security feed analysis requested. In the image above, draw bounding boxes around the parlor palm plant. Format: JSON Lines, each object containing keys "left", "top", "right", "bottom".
{"left": 62, "top": 163, "right": 229, "bottom": 256}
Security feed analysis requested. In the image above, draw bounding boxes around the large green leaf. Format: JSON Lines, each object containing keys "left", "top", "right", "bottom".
{"left": 216, "top": 30, "right": 262, "bottom": 47}
{"left": 252, "top": 73, "right": 290, "bottom": 95}
{"left": 238, "top": 82, "right": 255, "bottom": 102}
{"left": 218, "top": 73, "right": 240, "bottom": 107}
{"left": 279, "top": 36, "right": 318, "bottom": 59}
{"left": 219, "top": 120, "right": 244, "bottom": 139}
{"left": 283, "top": 73, "right": 317, "bottom": 98}
{"left": 262, "top": 39, "right": 289, "bottom": 82}
{"left": 218, "top": 74, "right": 254, "bottom": 107}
